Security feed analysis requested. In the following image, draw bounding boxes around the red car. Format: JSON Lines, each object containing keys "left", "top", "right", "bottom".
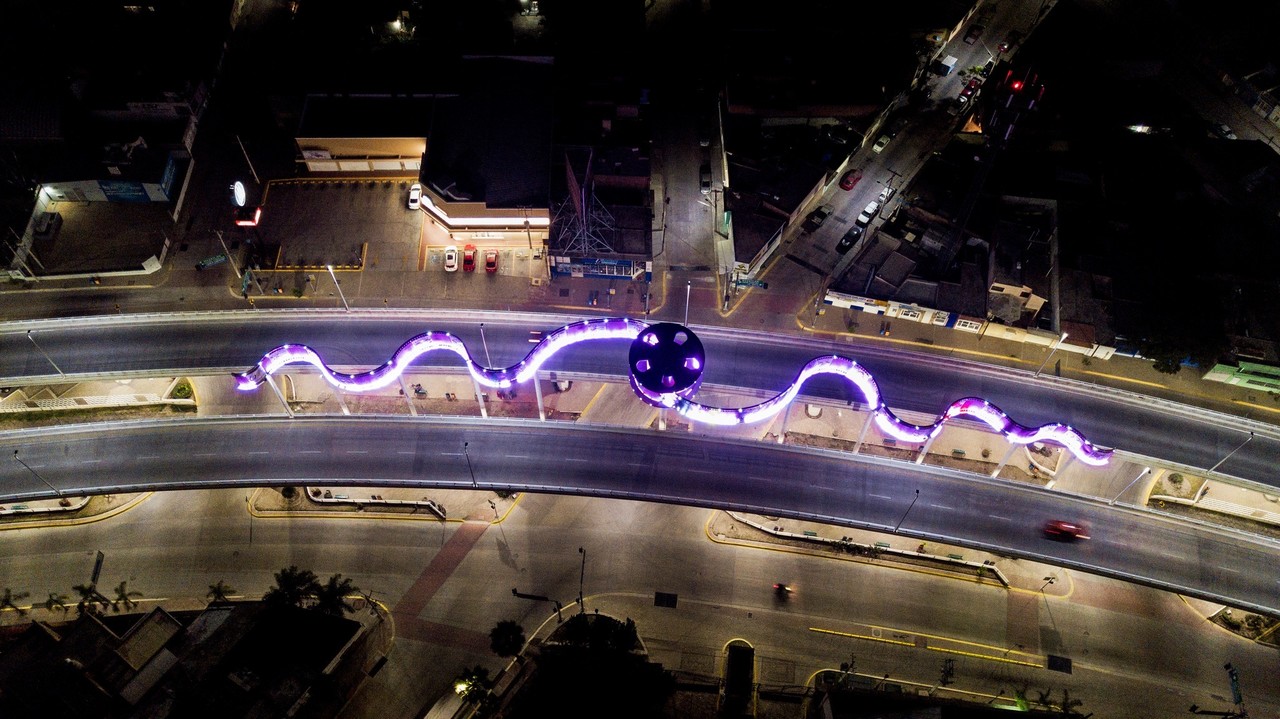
{"left": 839, "top": 170, "right": 863, "bottom": 191}
{"left": 957, "top": 78, "right": 981, "bottom": 104}
{"left": 484, "top": 249, "right": 498, "bottom": 274}
{"left": 1043, "top": 520, "right": 1090, "bottom": 541}
{"left": 462, "top": 244, "right": 477, "bottom": 272}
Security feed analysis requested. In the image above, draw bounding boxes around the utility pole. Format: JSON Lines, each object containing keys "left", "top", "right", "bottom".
{"left": 13, "top": 450, "right": 62, "bottom": 498}
{"left": 326, "top": 264, "right": 350, "bottom": 312}
{"left": 893, "top": 489, "right": 920, "bottom": 533}
{"left": 463, "top": 442, "right": 478, "bottom": 488}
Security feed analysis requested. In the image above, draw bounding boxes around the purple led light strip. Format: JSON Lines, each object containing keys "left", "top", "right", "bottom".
{"left": 234, "top": 319, "right": 1111, "bottom": 466}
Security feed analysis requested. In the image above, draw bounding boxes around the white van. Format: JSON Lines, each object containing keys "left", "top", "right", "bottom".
{"left": 856, "top": 201, "right": 880, "bottom": 226}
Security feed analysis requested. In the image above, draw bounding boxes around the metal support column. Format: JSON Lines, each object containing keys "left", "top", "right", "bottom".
{"left": 335, "top": 387, "right": 350, "bottom": 416}
{"left": 775, "top": 404, "right": 791, "bottom": 444}
{"left": 915, "top": 430, "right": 941, "bottom": 465}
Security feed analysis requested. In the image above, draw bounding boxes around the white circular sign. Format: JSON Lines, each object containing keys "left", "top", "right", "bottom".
{"left": 232, "top": 181, "right": 247, "bottom": 207}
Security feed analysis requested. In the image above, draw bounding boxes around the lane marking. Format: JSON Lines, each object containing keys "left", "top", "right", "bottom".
{"left": 689, "top": 469, "right": 712, "bottom": 475}
{"left": 298, "top": 450, "right": 322, "bottom": 455}
{"left": 80, "top": 459, "right": 102, "bottom": 464}
{"left": 870, "top": 494, "right": 892, "bottom": 500}
{"left": 627, "top": 462, "right": 647, "bottom": 467}
{"left": 247, "top": 451, "right": 269, "bottom": 455}
{"left": 137, "top": 455, "right": 160, "bottom": 460}
{"left": 347, "top": 450, "right": 369, "bottom": 455}
{"left": 927, "top": 503, "right": 951, "bottom": 510}
{"left": 1218, "top": 566, "right": 1240, "bottom": 574}
{"left": 987, "top": 514, "right": 1011, "bottom": 520}
{"left": 397, "top": 450, "right": 414, "bottom": 455}
{"left": 504, "top": 454, "right": 530, "bottom": 459}
{"left": 565, "top": 458, "right": 589, "bottom": 463}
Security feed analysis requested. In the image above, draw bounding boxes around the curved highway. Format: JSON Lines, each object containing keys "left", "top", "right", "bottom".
{"left": 2, "top": 416, "right": 1277, "bottom": 614}
{"left": 2, "top": 312, "right": 1278, "bottom": 482}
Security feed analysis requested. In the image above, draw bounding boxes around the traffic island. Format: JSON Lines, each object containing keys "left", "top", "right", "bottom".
{"left": 0, "top": 492, "right": 150, "bottom": 530}
{"left": 1208, "top": 606, "right": 1280, "bottom": 646}
{"left": 248, "top": 486, "right": 520, "bottom": 523}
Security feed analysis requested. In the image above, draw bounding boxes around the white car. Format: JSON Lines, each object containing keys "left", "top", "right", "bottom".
{"left": 856, "top": 201, "right": 880, "bottom": 226}
{"left": 872, "top": 135, "right": 891, "bottom": 153}
{"left": 443, "top": 245, "right": 458, "bottom": 272}
{"left": 408, "top": 182, "right": 422, "bottom": 210}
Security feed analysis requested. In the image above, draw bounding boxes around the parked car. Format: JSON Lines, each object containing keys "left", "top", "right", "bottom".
{"left": 1043, "top": 520, "right": 1090, "bottom": 541}
{"left": 484, "top": 249, "right": 499, "bottom": 273}
{"left": 878, "top": 185, "right": 896, "bottom": 204}
{"left": 1212, "top": 123, "right": 1238, "bottom": 140}
{"left": 964, "top": 24, "right": 984, "bottom": 44}
{"left": 462, "top": 244, "right": 477, "bottom": 272}
{"left": 443, "top": 245, "right": 458, "bottom": 272}
{"left": 855, "top": 200, "right": 880, "bottom": 226}
{"left": 839, "top": 170, "right": 863, "bottom": 191}
{"left": 872, "top": 135, "right": 891, "bottom": 153}
{"left": 802, "top": 206, "right": 832, "bottom": 233}
{"left": 981, "top": 60, "right": 995, "bottom": 78}
{"left": 836, "top": 226, "right": 863, "bottom": 254}
{"left": 957, "top": 78, "right": 981, "bottom": 104}
{"left": 407, "top": 182, "right": 422, "bottom": 210}
{"left": 700, "top": 164, "right": 712, "bottom": 194}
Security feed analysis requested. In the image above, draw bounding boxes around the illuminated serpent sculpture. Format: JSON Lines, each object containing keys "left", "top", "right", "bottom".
{"left": 234, "top": 318, "right": 1112, "bottom": 466}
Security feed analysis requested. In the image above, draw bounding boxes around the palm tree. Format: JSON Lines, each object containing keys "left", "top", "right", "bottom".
{"left": 42, "top": 593, "right": 70, "bottom": 615}
{"left": 263, "top": 566, "right": 319, "bottom": 608}
{"left": 489, "top": 619, "right": 526, "bottom": 658}
{"left": 1, "top": 588, "right": 30, "bottom": 618}
{"left": 312, "top": 573, "right": 358, "bottom": 616}
{"left": 453, "top": 665, "right": 492, "bottom": 706}
{"left": 71, "top": 583, "right": 109, "bottom": 616}
{"left": 110, "top": 581, "right": 143, "bottom": 613}
{"left": 207, "top": 580, "right": 236, "bottom": 604}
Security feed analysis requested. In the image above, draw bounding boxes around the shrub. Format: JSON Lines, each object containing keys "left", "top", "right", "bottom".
{"left": 1168, "top": 473, "right": 1183, "bottom": 486}
{"left": 170, "top": 380, "right": 193, "bottom": 400}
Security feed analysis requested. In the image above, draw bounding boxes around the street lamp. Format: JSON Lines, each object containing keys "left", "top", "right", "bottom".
{"left": 13, "top": 450, "right": 62, "bottom": 498}
{"left": 684, "top": 280, "right": 692, "bottom": 325}
{"left": 1034, "top": 331, "right": 1069, "bottom": 377}
{"left": 893, "top": 489, "right": 920, "bottom": 533}
{"left": 479, "top": 323, "right": 492, "bottom": 367}
{"left": 1039, "top": 576, "right": 1056, "bottom": 592}
{"left": 1109, "top": 466, "right": 1151, "bottom": 505}
{"left": 462, "top": 442, "right": 477, "bottom": 488}
{"left": 326, "top": 264, "right": 350, "bottom": 312}
{"left": 577, "top": 547, "right": 587, "bottom": 613}
{"left": 1209, "top": 432, "right": 1254, "bottom": 474}
{"left": 26, "top": 330, "right": 64, "bottom": 377}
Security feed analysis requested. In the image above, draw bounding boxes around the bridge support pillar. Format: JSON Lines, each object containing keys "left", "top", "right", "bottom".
{"left": 397, "top": 375, "right": 418, "bottom": 417}
{"left": 775, "top": 404, "right": 790, "bottom": 444}
{"left": 472, "top": 377, "right": 488, "bottom": 419}
{"left": 992, "top": 444, "right": 1019, "bottom": 478}
{"left": 853, "top": 411, "right": 874, "bottom": 454}
{"left": 265, "top": 374, "right": 294, "bottom": 419}
{"left": 335, "top": 387, "right": 350, "bottom": 416}
{"left": 532, "top": 372, "right": 546, "bottom": 421}
{"left": 915, "top": 431, "right": 940, "bottom": 464}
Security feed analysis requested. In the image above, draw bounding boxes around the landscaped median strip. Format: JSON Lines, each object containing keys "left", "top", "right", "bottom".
{"left": 809, "top": 626, "right": 1042, "bottom": 669}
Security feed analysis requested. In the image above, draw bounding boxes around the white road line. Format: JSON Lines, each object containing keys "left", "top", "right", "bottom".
{"left": 193, "top": 453, "right": 216, "bottom": 458}
{"left": 627, "top": 462, "right": 647, "bottom": 467}
{"left": 397, "top": 450, "right": 414, "bottom": 455}
{"left": 689, "top": 469, "right": 712, "bottom": 475}
{"left": 927, "top": 503, "right": 951, "bottom": 510}
{"left": 80, "top": 459, "right": 102, "bottom": 464}
{"left": 870, "top": 494, "right": 892, "bottom": 500}
{"left": 987, "top": 514, "right": 1011, "bottom": 520}
{"left": 565, "top": 458, "right": 589, "bottom": 463}
{"left": 440, "top": 452, "right": 462, "bottom": 456}
{"left": 137, "top": 455, "right": 160, "bottom": 460}
{"left": 347, "top": 450, "right": 368, "bottom": 455}
{"left": 247, "top": 451, "right": 269, "bottom": 455}
{"left": 298, "top": 450, "right": 322, "bottom": 455}
{"left": 1218, "top": 566, "right": 1240, "bottom": 574}
{"left": 505, "top": 454, "right": 531, "bottom": 459}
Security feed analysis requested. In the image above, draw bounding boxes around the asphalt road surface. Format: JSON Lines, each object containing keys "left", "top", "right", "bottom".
{"left": 2, "top": 416, "right": 1278, "bottom": 615}
{"left": 3, "top": 313, "right": 1277, "bottom": 482}
{"left": 1, "top": 487, "right": 1276, "bottom": 719}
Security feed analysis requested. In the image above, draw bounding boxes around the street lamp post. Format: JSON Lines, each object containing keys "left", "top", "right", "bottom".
{"left": 1040, "top": 576, "right": 1056, "bottom": 592}
{"left": 684, "top": 280, "right": 691, "bottom": 325}
{"left": 462, "top": 442, "right": 478, "bottom": 488}
{"left": 479, "top": 323, "right": 493, "bottom": 367}
{"left": 1034, "top": 331, "right": 1069, "bottom": 377}
{"left": 26, "top": 331, "right": 64, "bottom": 377}
{"left": 1209, "top": 432, "right": 1254, "bottom": 474}
{"left": 13, "top": 450, "right": 62, "bottom": 498}
{"left": 326, "top": 264, "right": 350, "bottom": 312}
{"left": 893, "top": 489, "right": 920, "bottom": 533}
{"left": 1110, "top": 466, "right": 1151, "bottom": 505}
{"left": 577, "top": 547, "right": 587, "bottom": 613}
